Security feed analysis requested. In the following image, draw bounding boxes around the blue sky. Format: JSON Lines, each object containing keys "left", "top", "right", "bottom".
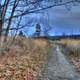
{"left": 47, "top": 5, "right": 80, "bottom": 36}
{"left": 1, "top": 0, "right": 80, "bottom": 36}
{"left": 29, "top": 5, "right": 80, "bottom": 36}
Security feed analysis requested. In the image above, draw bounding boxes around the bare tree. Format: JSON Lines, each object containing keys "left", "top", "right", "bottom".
{"left": 4, "top": 0, "right": 20, "bottom": 41}
{"left": 0, "top": 0, "right": 80, "bottom": 40}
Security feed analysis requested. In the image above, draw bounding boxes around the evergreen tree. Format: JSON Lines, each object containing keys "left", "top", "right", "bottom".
{"left": 19, "top": 31, "right": 24, "bottom": 36}
{"left": 35, "top": 23, "right": 41, "bottom": 37}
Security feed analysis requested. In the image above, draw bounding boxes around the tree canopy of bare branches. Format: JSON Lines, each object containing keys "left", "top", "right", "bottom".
{"left": 0, "top": 0, "right": 80, "bottom": 39}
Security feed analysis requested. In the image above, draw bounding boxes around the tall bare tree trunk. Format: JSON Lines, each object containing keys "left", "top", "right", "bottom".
{"left": 2, "top": 0, "right": 10, "bottom": 20}
{"left": 0, "top": 0, "right": 11, "bottom": 48}
{"left": 0, "top": 19, "right": 2, "bottom": 36}
{"left": 4, "top": 0, "right": 19, "bottom": 42}
{"left": 0, "top": 1, "right": 3, "bottom": 36}
{"left": 0, "top": 0, "right": 10, "bottom": 36}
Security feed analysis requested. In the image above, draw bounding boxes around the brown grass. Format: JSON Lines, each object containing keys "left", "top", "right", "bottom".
{"left": 53, "top": 39, "right": 80, "bottom": 72}
{"left": 54, "top": 39, "right": 80, "bottom": 47}
{"left": 0, "top": 37, "right": 50, "bottom": 80}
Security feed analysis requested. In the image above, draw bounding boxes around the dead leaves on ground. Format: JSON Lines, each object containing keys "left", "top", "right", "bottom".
{"left": 0, "top": 38, "right": 49, "bottom": 80}
{"left": 69, "top": 51, "right": 80, "bottom": 72}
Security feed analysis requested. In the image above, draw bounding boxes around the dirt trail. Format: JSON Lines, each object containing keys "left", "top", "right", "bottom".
{"left": 39, "top": 44, "right": 80, "bottom": 80}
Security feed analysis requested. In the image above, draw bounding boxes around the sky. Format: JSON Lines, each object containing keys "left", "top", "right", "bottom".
{"left": 1, "top": 0, "right": 80, "bottom": 36}
{"left": 47, "top": 5, "right": 80, "bottom": 36}
{"left": 23, "top": 4, "right": 80, "bottom": 36}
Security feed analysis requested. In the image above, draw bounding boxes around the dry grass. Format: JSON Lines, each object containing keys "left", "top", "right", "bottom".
{"left": 53, "top": 39, "right": 80, "bottom": 72}
{"left": 0, "top": 37, "right": 50, "bottom": 80}
{"left": 54, "top": 39, "right": 80, "bottom": 47}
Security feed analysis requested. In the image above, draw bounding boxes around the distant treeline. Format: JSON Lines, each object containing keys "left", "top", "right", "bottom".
{"left": 31, "top": 34, "right": 80, "bottom": 40}
{"left": 47, "top": 35, "right": 80, "bottom": 40}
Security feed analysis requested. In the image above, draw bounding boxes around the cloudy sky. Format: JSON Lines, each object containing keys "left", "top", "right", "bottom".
{"left": 1, "top": 0, "right": 80, "bottom": 36}
{"left": 24, "top": 4, "right": 80, "bottom": 36}
{"left": 48, "top": 5, "right": 80, "bottom": 36}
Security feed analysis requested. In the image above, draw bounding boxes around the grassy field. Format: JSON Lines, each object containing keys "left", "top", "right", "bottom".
{"left": 0, "top": 37, "right": 50, "bottom": 80}
{"left": 0, "top": 37, "right": 80, "bottom": 79}
{"left": 52, "top": 39, "right": 80, "bottom": 72}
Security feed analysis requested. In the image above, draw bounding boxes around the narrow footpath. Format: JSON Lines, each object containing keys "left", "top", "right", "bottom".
{"left": 39, "top": 44, "right": 80, "bottom": 80}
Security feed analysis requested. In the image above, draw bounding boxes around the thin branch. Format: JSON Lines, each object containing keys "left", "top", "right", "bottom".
{"left": 5, "top": 0, "right": 80, "bottom": 20}
{"left": 2, "top": 25, "right": 30, "bottom": 31}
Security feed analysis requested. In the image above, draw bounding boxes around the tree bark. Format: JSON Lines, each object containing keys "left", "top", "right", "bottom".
{"left": 4, "top": 0, "right": 19, "bottom": 41}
